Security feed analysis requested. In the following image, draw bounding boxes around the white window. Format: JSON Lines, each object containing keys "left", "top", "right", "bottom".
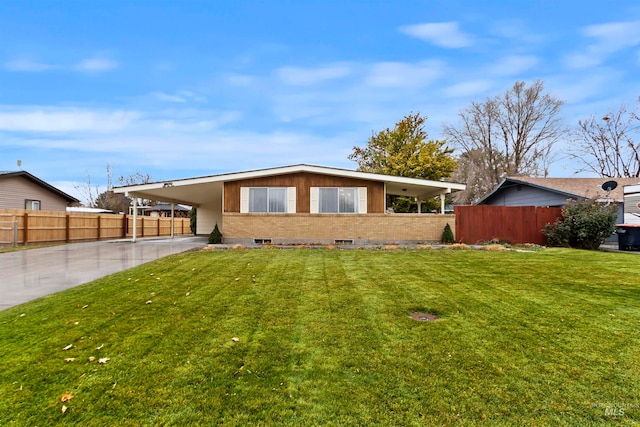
{"left": 311, "top": 187, "right": 367, "bottom": 214}
{"left": 25, "top": 200, "right": 41, "bottom": 210}
{"left": 240, "top": 187, "right": 296, "bottom": 213}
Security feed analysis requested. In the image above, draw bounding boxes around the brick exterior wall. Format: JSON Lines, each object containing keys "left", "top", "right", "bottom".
{"left": 222, "top": 212, "right": 455, "bottom": 244}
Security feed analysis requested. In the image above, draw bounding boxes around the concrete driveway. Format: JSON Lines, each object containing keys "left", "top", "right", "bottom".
{"left": 0, "top": 237, "right": 208, "bottom": 311}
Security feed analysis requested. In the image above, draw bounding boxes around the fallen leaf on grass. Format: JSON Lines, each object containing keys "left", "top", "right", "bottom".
{"left": 99, "top": 358, "right": 110, "bottom": 364}
{"left": 63, "top": 344, "right": 73, "bottom": 351}
{"left": 146, "top": 300, "right": 152, "bottom": 305}
{"left": 61, "top": 393, "right": 73, "bottom": 402}
{"left": 231, "top": 337, "right": 240, "bottom": 342}
{"left": 64, "top": 358, "right": 75, "bottom": 362}
{"left": 82, "top": 305, "right": 89, "bottom": 309}
{"left": 61, "top": 405, "right": 68, "bottom": 414}
{"left": 88, "top": 356, "right": 96, "bottom": 362}
{"left": 185, "top": 292, "right": 190, "bottom": 297}
{"left": 96, "top": 344, "right": 104, "bottom": 350}
{"left": 19, "top": 313, "right": 26, "bottom": 317}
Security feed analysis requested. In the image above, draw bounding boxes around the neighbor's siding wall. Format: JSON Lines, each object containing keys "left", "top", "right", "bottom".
{"left": 224, "top": 173, "right": 385, "bottom": 214}
{"left": 222, "top": 212, "right": 454, "bottom": 244}
{"left": 482, "top": 185, "right": 570, "bottom": 207}
{"left": 0, "top": 176, "right": 69, "bottom": 211}
{"left": 623, "top": 190, "right": 640, "bottom": 224}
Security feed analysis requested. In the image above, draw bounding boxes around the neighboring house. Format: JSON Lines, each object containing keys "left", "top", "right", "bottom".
{"left": 66, "top": 207, "right": 120, "bottom": 214}
{"left": 135, "top": 203, "right": 191, "bottom": 218}
{"left": 114, "top": 164, "right": 465, "bottom": 244}
{"left": 0, "top": 171, "right": 79, "bottom": 211}
{"left": 623, "top": 184, "right": 640, "bottom": 224}
{"left": 477, "top": 176, "right": 640, "bottom": 229}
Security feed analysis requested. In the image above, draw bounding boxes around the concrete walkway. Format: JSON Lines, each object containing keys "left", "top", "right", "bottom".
{"left": 0, "top": 237, "right": 208, "bottom": 311}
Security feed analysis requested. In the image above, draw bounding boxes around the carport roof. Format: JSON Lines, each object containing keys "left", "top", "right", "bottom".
{"left": 113, "top": 164, "right": 466, "bottom": 207}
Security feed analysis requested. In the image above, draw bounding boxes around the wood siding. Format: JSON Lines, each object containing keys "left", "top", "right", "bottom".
{"left": 455, "top": 205, "right": 563, "bottom": 245}
{"left": 0, "top": 176, "right": 69, "bottom": 211}
{"left": 224, "top": 172, "right": 385, "bottom": 214}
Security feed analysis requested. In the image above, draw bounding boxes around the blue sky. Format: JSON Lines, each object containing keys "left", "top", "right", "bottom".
{"left": 2, "top": 0, "right": 640, "bottom": 203}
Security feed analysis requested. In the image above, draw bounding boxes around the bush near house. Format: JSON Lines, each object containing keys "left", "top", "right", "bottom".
{"left": 208, "top": 223, "right": 222, "bottom": 244}
{"left": 542, "top": 199, "right": 617, "bottom": 250}
{"left": 441, "top": 223, "right": 455, "bottom": 243}
{"left": 190, "top": 208, "right": 197, "bottom": 234}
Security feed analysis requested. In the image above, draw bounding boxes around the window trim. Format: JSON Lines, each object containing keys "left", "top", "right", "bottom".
{"left": 25, "top": 199, "right": 41, "bottom": 210}
{"left": 240, "top": 187, "right": 296, "bottom": 214}
{"left": 311, "top": 187, "right": 367, "bottom": 214}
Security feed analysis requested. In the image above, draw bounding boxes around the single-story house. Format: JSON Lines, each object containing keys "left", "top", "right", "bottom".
{"left": 0, "top": 171, "right": 79, "bottom": 211}
{"left": 133, "top": 203, "right": 191, "bottom": 218}
{"left": 477, "top": 177, "right": 640, "bottom": 233}
{"left": 114, "top": 164, "right": 465, "bottom": 244}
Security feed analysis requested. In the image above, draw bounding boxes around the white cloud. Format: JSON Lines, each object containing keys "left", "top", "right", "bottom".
{"left": 584, "top": 20, "right": 640, "bottom": 51}
{"left": 4, "top": 57, "right": 57, "bottom": 72}
{"left": 151, "top": 90, "right": 207, "bottom": 104}
{"left": 227, "top": 74, "right": 256, "bottom": 86}
{"left": 0, "top": 108, "right": 139, "bottom": 132}
{"left": 398, "top": 22, "right": 473, "bottom": 48}
{"left": 276, "top": 64, "right": 352, "bottom": 85}
{"left": 365, "top": 60, "right": 445, "bottom": 88}
{"left": 487, "top": 55, "right": 539, "bottom": 76}
{"left": 74, "top": 57, "right": 119, "bottom": 72}
{"left": 153, "top": 92, "right": 188, "bottom": 103}
{"left": 442, "top": 80, "right": 493, "bottom": 98}
{"left": 564, "top": 20, "right": 640, "bottom": 69}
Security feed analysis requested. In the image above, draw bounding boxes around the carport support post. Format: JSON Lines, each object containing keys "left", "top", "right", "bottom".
{"left": 170, "top": 203, "right": 175, "bottom": 239}
{"left": 440, "top": 191, "right": 446, "bottom": 214}
{"left": 132, "top": 195, "right": 137, "bottom": 243}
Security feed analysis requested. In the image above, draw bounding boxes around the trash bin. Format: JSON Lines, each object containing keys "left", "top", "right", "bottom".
{"left": 616, "top": 224, "right": 640, "bottom": 251}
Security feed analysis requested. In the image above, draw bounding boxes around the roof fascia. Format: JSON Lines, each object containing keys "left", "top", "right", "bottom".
{"left": 114, "top": 164, "right": 465, "bottom": 193}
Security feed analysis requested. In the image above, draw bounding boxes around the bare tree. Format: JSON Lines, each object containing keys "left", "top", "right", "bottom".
{"left": 75, "top": 164, "right": 115, "bottom": 207}
{"left": 444, "top": 80, "right": 565, "bottom": 203}
{"left": 569, "top": 101, "right": 640, "bottom": 177}
{"left": 449, "top": 148, "right": 505, "bottom": 204}
{"left": 74, "top": 165, "right": 153, "bottom": 210}
{"left": 118, "top": 172, "right": 156, "bottom": 207}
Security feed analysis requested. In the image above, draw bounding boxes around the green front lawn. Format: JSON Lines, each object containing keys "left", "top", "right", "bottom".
{"left": 1, "top": 248, "right": 638, "bottom": 425}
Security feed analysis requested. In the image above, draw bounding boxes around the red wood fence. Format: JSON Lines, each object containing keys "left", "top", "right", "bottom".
{"left": 454, "top": 205, "right": 563, "bottom": 245}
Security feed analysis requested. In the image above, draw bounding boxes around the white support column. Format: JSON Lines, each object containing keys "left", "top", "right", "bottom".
{"left": 170, "top": 203, "right": 175, "bottom": 239}
{"left": 440, "top": 192, "right": 446, "bottom": 214}
{"left": 417, "top": 197, "right": 421, "bottom": 214}
{"left": 132, "top": 196, "right": 138, "bottom": 243}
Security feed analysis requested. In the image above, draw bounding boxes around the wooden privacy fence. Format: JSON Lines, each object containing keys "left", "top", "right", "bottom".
{"left": 0, "top": 209, "right": 192, "bottom": 246}
{"left": 454, "top": 205, "right": 563, "bottom": 245}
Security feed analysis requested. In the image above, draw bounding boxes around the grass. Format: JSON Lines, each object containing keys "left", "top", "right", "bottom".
{"left": 0, "top": 247, "right": 639, "bottom": 426}
{"left": 0, "top": 242, "right": 64, "bottom": 254}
